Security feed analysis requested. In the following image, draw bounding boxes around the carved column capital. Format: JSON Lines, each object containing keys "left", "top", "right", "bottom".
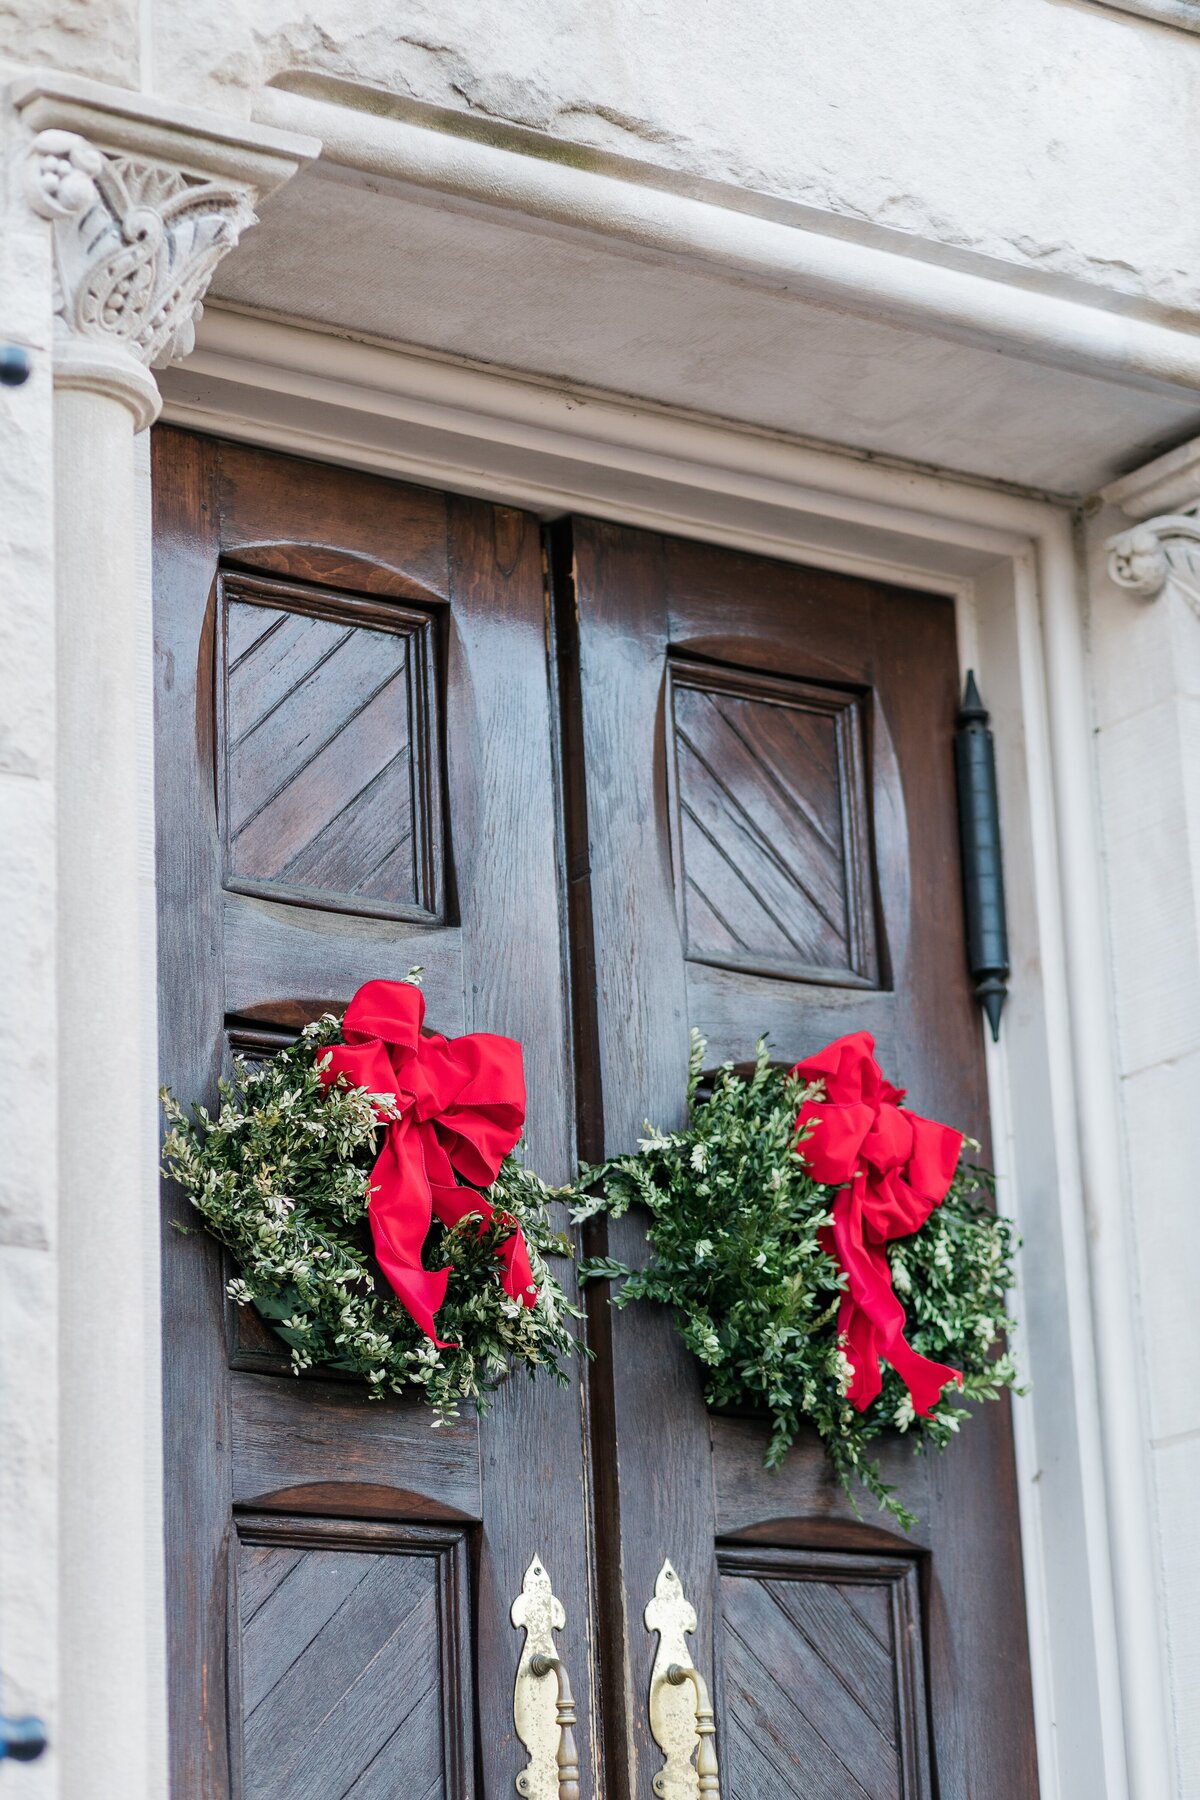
{"left": 1107, "top": 513, "right": 1200, "bottom": 616}
{"left": 15, "top": 73, "right": 320, "bottom": 429}
{"left": 24, "top": 126, "right": 257, "bottom": 428}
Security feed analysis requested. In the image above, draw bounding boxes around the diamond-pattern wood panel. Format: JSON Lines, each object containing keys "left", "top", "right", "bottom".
{"left": 667, "top": 662, "right": 877, "bottom": 986}
{"left": 235, "top": 1522, "right": 468, "bottom": 1800}
{"left": 718, "top": 1550, "right": 930, "bottom": 1800}
{"left": 220, "top": 572, "right": 443, "bottom": 921}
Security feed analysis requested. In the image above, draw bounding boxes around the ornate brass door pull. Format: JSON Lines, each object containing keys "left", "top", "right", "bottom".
{"left": 645, "top": 1560, "right": 722, "bottom": 1800}
{"left": 511, "top": 1556, "right": 580, "bottom": 1800}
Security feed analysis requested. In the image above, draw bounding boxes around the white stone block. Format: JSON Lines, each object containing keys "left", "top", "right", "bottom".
{"left": 0, "top": 1244, "right": 57, "bottom": 1799}
{"left": 1151, "top": 1434, "right": 1200, "bottom": 1798}
{"left": 1095, "top": 697, "right": 1200, "bottom": 1075}
{"left": 1119, "top": 1051, "right": 1200, "bottom": 1444}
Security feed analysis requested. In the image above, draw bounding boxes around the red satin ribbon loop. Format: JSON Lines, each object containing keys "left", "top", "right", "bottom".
{"left": 319, "top": 980, "right": 536, "bottom": 1346}
{"left": 792, "top": 1031, "right": 963, "bottom": 1417}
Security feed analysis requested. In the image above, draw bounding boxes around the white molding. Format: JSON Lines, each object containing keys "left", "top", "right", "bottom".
{"left": 166, "top": 311, "right": 1050, "bottom": 571}
{"left": 11, "top": 68, "right": 320, "bottom": 194}
{"left": 251, "top": 80, "right": 1200, "bottom": 405}
{"left": 160, "top": 311, "right": 1171, "bottom": 1798}
{"left": 1092, "top": 0, "right": 1200, "bottom": 32}
{"left": 1101, "top": 434, "right": 1200, "bottom": 521}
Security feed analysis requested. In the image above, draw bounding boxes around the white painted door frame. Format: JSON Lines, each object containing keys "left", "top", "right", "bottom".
{"left": 159, "top": 307, "right": 1169, "bottom": 1800}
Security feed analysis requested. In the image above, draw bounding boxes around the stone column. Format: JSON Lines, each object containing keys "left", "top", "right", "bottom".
{"left": 14, "top": 79, "right": 316, "bottom": 1800}
{"left": 1098, "top": 472, "right": 1200, "bottom": 1798}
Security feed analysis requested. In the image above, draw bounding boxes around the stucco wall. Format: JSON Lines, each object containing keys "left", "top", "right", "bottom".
{"left": 0, "top": 0, "right": 139, "bottom": 87}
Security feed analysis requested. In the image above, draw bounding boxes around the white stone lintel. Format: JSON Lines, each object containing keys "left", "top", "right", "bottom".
{"left": 1101, "top": 432, "right": 1200, "bottom": 522}
{"left": 12, "top": 68, "right": 320, "bottom": 196}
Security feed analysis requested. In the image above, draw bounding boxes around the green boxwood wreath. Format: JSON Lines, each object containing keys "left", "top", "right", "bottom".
{"left": 160, "top": 1010, "right": 581, "bottom": 1424}
{"left": 574, "top": 1033, "right": 1022, "bottom": 1529}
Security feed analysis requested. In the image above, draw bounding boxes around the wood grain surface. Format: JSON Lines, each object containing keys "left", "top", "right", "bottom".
{"left": 559, "top": 516, "right": 1037, "bottom": 1800}
{"left": 155, "top": 435, "right": 1036, "bottom": 1800}
{"left": 154, "top": 435, "right": 596, "bottom": 1800}
{"left": 667, "top": 660, "right": 877, "bottom": 986}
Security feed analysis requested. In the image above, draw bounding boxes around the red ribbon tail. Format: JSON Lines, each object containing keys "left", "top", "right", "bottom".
{"left": 840, "top": 1296, "right": 884, "bottom": 1412}
{"left": 886, "top": 1336, "right": 962, "bottom": 1417}
{"left": 374, "top": 1256, "right": 457, "bottom": 1350}
{"left": 498, "top": 1229, "right": 538, "bottom": 1309}
{"left": 431, "top": 1184, "right": 539, "bottom": 1311}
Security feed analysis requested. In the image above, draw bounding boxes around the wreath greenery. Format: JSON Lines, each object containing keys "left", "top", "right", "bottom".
{"left": 574, "top": 1033, "right": 1020, "bottom": 1528}
{"left": 160, "top": 1010, "right": 581, "bottom": 1424}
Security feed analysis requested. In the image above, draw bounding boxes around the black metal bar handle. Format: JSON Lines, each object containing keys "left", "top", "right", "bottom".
{"left": 954, "top": 671, "right": 1010, "bottom": 1041}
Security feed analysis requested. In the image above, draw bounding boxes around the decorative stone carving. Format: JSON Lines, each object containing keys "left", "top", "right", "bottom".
{"left": 25, "top": 128, "right": 256, "bottom": 373}
{"left": 1107, "top": 512, "right": 1200, "bottom": 616}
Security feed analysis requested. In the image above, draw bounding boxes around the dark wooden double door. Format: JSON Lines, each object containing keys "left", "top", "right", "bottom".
{"left": 155, "top": 432, "right": 1037, "bottom": 1800}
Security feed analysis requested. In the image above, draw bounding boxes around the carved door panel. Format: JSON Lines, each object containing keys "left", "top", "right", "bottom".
{"left": 559, "top": 519, "right": 1038, "bottom": 1799}
{"left": 154, "top": 432, "right": 596, "bottom": 1800}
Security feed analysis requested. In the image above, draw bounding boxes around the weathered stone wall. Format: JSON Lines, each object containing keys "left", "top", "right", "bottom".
{"left": 0, "top": 103, "right": 60, "bottom": 1800}
{"left": 0, "top": 0, "right": 140, "bottom": 87}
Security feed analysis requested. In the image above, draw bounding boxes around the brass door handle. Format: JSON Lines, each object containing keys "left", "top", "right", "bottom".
{"left": 646, "top": 1561, "right": 722, "bottom": 1800}
{"left": 512, "top": 1557, "right": 580, "bottom": 1800}
{"left": 528, "top": 1656, "right": 580, "bottom": 1800}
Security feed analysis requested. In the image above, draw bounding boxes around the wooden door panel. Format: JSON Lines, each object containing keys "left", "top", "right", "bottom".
{"left": 667, "top": 660, "right": 877, "bottom": 987}
{"left": 221, "top": 898, "right": 463, "bottom": 1031}
{"left": 230, "top": 1375, "right": 482, "bottom": 1522}
{"left": 710, "top": 1414, "right": 935, "bottom": 1554}
{"left": 217, "top": 453, "right": 450, "bottom": 607}
{"left": 686, "top": 964, "right": 900, "bottom": 1075}
{"left": 232, "top": 1518, "right": 471, "bottom": 1800}
{"left": 718, "top": 1549, "right": 930, "bottom": 1800}
{"left": 156, "top": 433, "right": 596, "bottom": 1800}
{"left": 562, "top": 516, "right": 1037, "bottom": 1799}
{"left": 218, "top": 571, "right": 443, "bottom": 922}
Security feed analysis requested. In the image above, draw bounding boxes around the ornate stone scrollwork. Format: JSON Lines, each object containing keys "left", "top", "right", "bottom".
{"left": 1107, "top": 512, "right": 1200, "bottom": 617}
{"left": 25, "top": 127, "right": 256, "bottom": 372}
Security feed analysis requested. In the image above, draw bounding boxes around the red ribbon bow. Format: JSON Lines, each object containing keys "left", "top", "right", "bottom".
{"left": 792, "top": 1032, "right": 963, "bottom": 1417}
{"left": 318, "top": 980, "right": 537, "bottom": 1346}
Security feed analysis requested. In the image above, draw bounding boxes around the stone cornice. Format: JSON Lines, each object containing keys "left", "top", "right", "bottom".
{"left": 12, "top": 70, "right": 319, "bottom": 194}
{"left": 1101, "top": 435, "right": 1200, "bottom": 522}
{"left": 1103, "top": 432, "right": 1200, "bottom": 610}
{"left": 13, "top": 71, "right": 320, "bottom": 427}
{"left": 1093, "top": 0, "right": 1200, "bottom": 34}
